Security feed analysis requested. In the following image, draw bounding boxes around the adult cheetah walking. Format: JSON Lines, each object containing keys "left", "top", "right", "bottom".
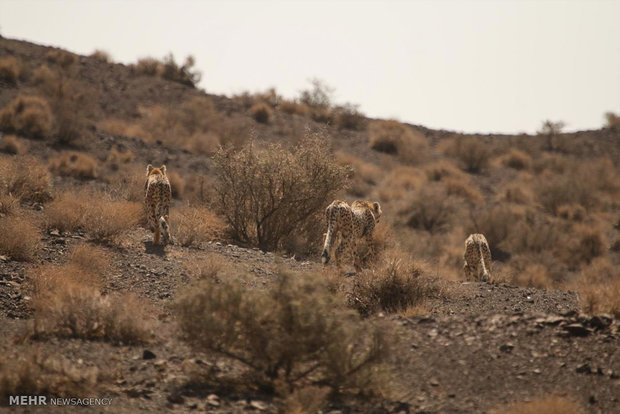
{"left": 321, "top": 199, "right": 382, "bottom": 271}
{"left": 463, "top": 233, "right": 491, "bottom": 282}
{"left": 144, "top": 164, "right": 172, "bottom": 245}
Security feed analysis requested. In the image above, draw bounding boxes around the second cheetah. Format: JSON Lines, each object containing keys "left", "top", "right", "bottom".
{"left": 463, "top": 233, "right": 491, "bottom": 282}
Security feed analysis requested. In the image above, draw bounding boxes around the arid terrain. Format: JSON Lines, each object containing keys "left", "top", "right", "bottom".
{"left": 0, "top": 37, "right": 619, "bottom": 413}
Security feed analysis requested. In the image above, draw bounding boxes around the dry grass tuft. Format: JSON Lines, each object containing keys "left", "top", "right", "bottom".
{"left": 105, "top": 147, "right": 135, "bottom": 170}
{"left": 176, "top": 271, "right": 390, "bottom": 394}
{"left": 350, "top": 250, "right": 441, "bottom": 317}
{"left": 0, "top": 95, "right": 54, "bottom": 139}
{"left": 514, "top": 264, "right": 552, "bottom": 289}
{"left": 90, "top": 49, "right": 112, "bottom": 63}
{"left": 441, "top": 136, "right": 490, "bottom": 173}
{"left": 0, "top": 56, "right": 21, "bottom": 84}
{"left": 490, "top": 394, "right": 584, "bottom": 414}
{"left": 0, "top": 193, "right": 19, "bottom": 216}
{"left": 277, "top": 386, "right": 330, "bottom": 414}
{"left": 0, "top": 214, "right": 41, "bottom": 261}
{"left": 571, "top": 258, "right": 620, "bottom": 318}
{"left": 335, "top": 151, "right": 382, "bottom": 197}
{"left": 249, "top": 102, "right": 273, "bottom": 124}
{"left": 0, "top": 134, "right": 25, "bottom": 154}
{"left": 279, "top": 100, "right": 310, "bottom": 116}
{"left": 0, "top": 156, "right": 54, "bottom": 203}
{"left": 49, "top": 151, "right": 98, "bottom": 179}
{"left": 30, "top": 249, "right": 152, "bottom": 343}
{"left": 167, "top": 170, "right": 185, "bottom": 199}
{"left": 501, "top": 148, "right": 532, "bottom": 170}
{"left": 368, "top": 120, "right": 428, "bottom": 164}
{"left": 171, "top": 204, "right": 227, "bottom": 247}
{"left": 44, "top": 190, "right": 140, "bottom": 242}
{"left": 0, "top": 350, "right": 100, "bottom": 403}
{"left": 400, "top": 184, "right": 457, "bottom": 233}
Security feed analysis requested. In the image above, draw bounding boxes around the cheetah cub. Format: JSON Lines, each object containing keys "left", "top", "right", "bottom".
{"left": 463, "top": 233, "right": 491, "bottom": 282}
{"left": 144, "top": 164, "right": 172, "bottom": 245}
{"left": 321, "top": 199, "right": 382, "bottom": 271}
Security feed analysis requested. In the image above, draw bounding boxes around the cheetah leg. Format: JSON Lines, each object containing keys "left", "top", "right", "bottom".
{"left": 334, "top": 233, "right": 350, "bottom": 269}
{"left": 154, "top": 225, "right": 161, "bottom": 245}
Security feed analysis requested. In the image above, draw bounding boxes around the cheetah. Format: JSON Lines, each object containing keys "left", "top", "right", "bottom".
{"left": 144, "top": 164, "right": 172, "bottom": 245}
{"left": 321, "top": 199, "right": 382, "bottom": 271}
{"left": 463, "top": 233, "right": 491, "bottom": 282}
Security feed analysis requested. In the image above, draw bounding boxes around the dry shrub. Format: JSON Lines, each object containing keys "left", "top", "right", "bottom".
{"left": 90, "top": 49, "right": 111, "bottom": 63}
{"left": 400, "top": 184, "right": 457, "bottom": 233}
{"left": 0, "top": 214, "right": 40, "bottom": 261}
{"left": 425, "top": 160, "right": 463, "bottom": 182}
{"left": 32, "top": 60, "right": 97, "bottom": 146}
{"left": 44, "top": 190, "right": 140, "bottom": 242}
{"left": 134, "top": 57, "right": 160, "bottom": 76}
{"left": 490, "top": 394, "right": 584, "bottom": 414}
{"left": 536, "top": 171, "right": 597, "bottom": 215}
{"left": 514, "top": 263, "right": 552, "bottom": 289}
{"left": 0, "top": 134, "right": 24, "bottom": 154}
{"left": 279, "top": 100, "right": 309, "bottom": 116}
{"left": 45, "top": 50, "right": 77, "bottom": 68}
{"left": 532, "top": 153, "right": 570, "bottom": 175}
{"left": 335, "top": 151, "right": 381, "bottom": 197}
{"left": 605, "top": 111, "right": 620, "bottom": 129}
{"left": 183, "top": 173, "right": 215, "bottom": 205}
{"left": 176, "top": 271, "right": 390, "bottom": 394}
{"left": 171, "top": 205, "right": 227, "bottom": 247}
{"left": 441, "top": 136, "right": 490, "bottom": 173}
{"left": 503, "top": 210, "right": 562, "bottom": 255}
{"left": 97, "top": 118, "right": 150, "bottom": 141}
{"left": 105, "top": 147, "right": 135, "bottom": 170}
{"left": 68, "top": 244, "right": 110, "bottom": 277}
{"left": 0, "top": 193, "right": 19, "bottom": 216}
{"left": 564, "top": 225, "right": 606, "bottom": 267}
{"left": 442, "top": 177, "right": 483, "bottom": 205}
{"left": 31, "top": 266, "right": 151, "bottom": 343}
{"left": 184, "top": 253, "right": 232, "bottom": 282}
{"left": 213, "top": 133, "right": 348, "bottom": 250}
{"left": 501, "top": 148, "right": 532, "bottom": 170}
{"left": 467, "top": 204, "right": 523, "bottom": 260}
{"left": 350, "top": 251, "right": 441, "bottom": 317}
{"left": 250, "top": 102, "right": 273, "bottom": 124}
{"left": 167, "top": 170, "right": 185, "bottom": 199}
{"left": 0, "top": 350, "right": 100, "bottom": 404}
{"left": 133, "top": 54, "right": 201, "bottom": 87}
{"left": 0, "top": 56, "right": 21, "bottom": 84}
{"left": 49, "top": 151, "right": 98, "bottom": 179}
{"left": 368, "top": 120, "right": 428, "bottom": 164}
{"left": 0, "top": 95, "right": 53, "bottom": 139}
{"left": 556, "top": 204, "right": 586, "bottom": 221}
{"left": 571, "top": 258, "right": 620, "bottom": 318}
{"left": 334, "top": 104, "right": 366, "bottom": 130}
{"left": 376, "top": 166, "right": 424, "bottom": 202}
{"left": 0, "top": 156, "right": 53, "bottom": 203}
{"left": 502, "top": 182, "right": 533, "bottom": 205}
{"left": 83, "top": 199, "right": 141, "bottom": 243}
{"left": 277, "top": 386, "right": 330, "bottom": 414}
{"left": 44, "top": 191, "right": 89, "bottom": 232}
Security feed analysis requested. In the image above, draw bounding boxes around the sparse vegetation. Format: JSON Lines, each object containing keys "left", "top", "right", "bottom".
{"left": 49, "top": 151, "right": 98, "bottom": 179}
{"left": 0, "top": 134, "right": 25, "bottom": 154}
{"left": 0, "top": 56, "right": 21, "bottom": 84}
{"left": 0, "top": 156, "right": 53, "bottom": 203}
{"left": 171, "top": 204, "right": 227, "bottom": 247}
{"left": 213, "top": 133, "right": 348, "bottom": 251}
{"left": 441, "top": 136, "right": 490, "bottom": 173}
{"left": 133, "top": 53, "right": 201, "bottom": 87}
{"left": 0, "top": 95, "right": 54, "bottom": 139}
{"left": 368, "top": 120, "right": 428, "bottom": 164}
{"left": 350, "top": 251, "right": 441, "bottom": 317}
{"left": 0, "top": 214, "right": 41, "bottom": 261}
{"left": 249, "top": 102, "right": 273, "bottom": 124}
{"left": 176, "top": 271, "right": 390, "bottom": 394}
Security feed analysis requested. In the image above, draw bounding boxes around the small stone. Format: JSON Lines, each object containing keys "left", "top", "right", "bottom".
{"left": 206, "top": 394, "right": 220, "bottom": 407}
{"left": 563, "top": 324, "right": 592, "bottom": 337}
{"left": 499, "top": 343, "right": 514, "bottom": 353}
{"left": 249, "top": 400, "right": 267, "bottom": 411}
{"left": 154, "top": 360, "right": 167, "bottom": 371}
{"left": 142, "top": 349, "right": 156, "bottom": 360}
{"left": 428, "top": 329, "right": 438, "bottom": 338}
{"left": 429, "top": 378, "right": 439, "bottom": 386}
{"left": 576, "top": 363, "right": 592, "bottom": 374}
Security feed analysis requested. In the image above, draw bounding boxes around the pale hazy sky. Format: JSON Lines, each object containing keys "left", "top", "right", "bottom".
{"left": 1, "top": 0, "right": 619, "bottom": 133}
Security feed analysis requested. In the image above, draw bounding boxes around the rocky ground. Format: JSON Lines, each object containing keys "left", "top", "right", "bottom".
{"left": 1, "top": 226, "right": 618, "bottom": 413}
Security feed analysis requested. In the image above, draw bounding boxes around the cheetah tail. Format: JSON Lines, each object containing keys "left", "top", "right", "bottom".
{"left": 321, "top": 208, "right": 336, "bottom": 264}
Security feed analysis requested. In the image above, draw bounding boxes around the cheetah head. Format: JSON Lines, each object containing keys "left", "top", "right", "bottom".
{"left": 146, "top": 164, "right": 167, "bottom": 177}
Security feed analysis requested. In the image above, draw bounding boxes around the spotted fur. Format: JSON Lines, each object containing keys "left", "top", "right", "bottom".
{"left": 321, "top": 199, "right": 382, "bottom": 271}
{"left": 145, "top": 164, "right": 172, "bottom": 245}
{"left": 463, "top": 233, "right": 491, "bottom": 282}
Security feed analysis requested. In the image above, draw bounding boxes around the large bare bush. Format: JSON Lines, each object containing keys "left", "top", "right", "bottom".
{"left": 368, "top": 120, "right": 428, "bottom": 164}
{"left": 176, "top": 271, "right": 390, "bottom": 394}
{"left": 441, "top": 136, "right": 490, "bottom": 174}
{"left": 213, "top": 133, "right": 348, "bottom": 250}
{"left": 0, "top": 95, "right": 54, "bottom": 139}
